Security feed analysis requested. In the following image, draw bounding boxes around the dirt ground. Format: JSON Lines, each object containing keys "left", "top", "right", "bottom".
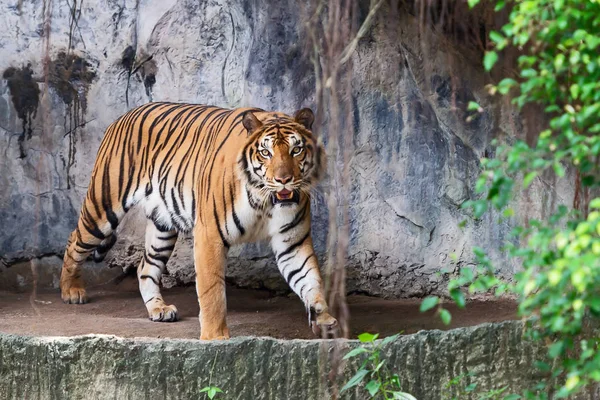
{"left": 0, "top": 277, "right": 518, "bottom": 340}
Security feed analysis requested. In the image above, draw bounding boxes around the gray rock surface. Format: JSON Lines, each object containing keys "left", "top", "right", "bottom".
{"left": 0, "top": 0, "right": 574, "bottom": 297}
{"left": 0, "top": 322, "right": 597, "bottom": 400}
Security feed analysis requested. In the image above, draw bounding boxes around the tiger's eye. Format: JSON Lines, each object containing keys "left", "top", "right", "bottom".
{"left": 292, "top": 147, "right": 303, "bottom": 156}
{"left": 260, "top": 149, "right": 271, "bottom": 158}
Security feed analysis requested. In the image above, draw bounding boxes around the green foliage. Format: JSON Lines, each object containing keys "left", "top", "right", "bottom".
{"left": 443, "top": 372, "right": 516, "bottom": 400}
{"left": 419, "top": 296, "right": 439, "bottom": 312}
{"left": 447, "top": 0, "right": 600, "bottom": 398}
{"left": 200, "top": 355, "right": 224, "bottom": 399}
{"left": 342, "top": 333, "right": 416, "bottom": 399}
{"left": 199, "top": 386, "right": 223, "bottom": 399}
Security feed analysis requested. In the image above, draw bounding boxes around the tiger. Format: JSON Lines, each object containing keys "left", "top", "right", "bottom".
{"left": 59, "top": 102, "right": 338, "bottom": 340}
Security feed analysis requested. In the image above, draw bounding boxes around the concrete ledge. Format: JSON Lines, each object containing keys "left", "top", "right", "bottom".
{"left": 0, "top": 321, "right": 594, "bottom": 399}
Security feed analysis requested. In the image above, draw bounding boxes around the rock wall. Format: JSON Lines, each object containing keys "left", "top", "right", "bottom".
{"left": 0, "top": 322, "right": 598, "bottom": 400}
{"left": 0, "top": 0, "right": 574, "bottom": 297}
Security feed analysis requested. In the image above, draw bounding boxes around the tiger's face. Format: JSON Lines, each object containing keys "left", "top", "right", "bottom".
{"left": 240, "top": 108, "right": 325, "bottom": 207}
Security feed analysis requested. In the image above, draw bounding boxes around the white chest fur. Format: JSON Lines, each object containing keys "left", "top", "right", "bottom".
{"left": 227, "top": 188, "right": 303, "bottom": 245}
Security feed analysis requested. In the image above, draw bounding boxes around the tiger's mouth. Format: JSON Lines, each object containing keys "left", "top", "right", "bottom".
{"left": 272, "top": 189, "right": 300, "bottom": 205}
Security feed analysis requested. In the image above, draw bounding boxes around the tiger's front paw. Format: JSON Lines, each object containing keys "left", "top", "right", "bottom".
{"left": 311, "top": 311, "right": 338, "bottom": 337}
{"left": 200, "top": 334, "right": 230, "bottom": 341}
{"left": 61, "top": 286, "right": 88, "bottom": 304}
{"left": 148, "top": 304, "right": 179, "bottom": 322}
{"left": 200, "top": 324, "right": 230, "bottom": 340}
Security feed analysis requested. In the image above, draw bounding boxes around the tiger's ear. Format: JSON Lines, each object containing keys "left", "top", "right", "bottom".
{"left": 242, "top": 111, "right": 263, "bottom": 134}
{"left": 294, "top": 108, "right": 314, "bottom": 130}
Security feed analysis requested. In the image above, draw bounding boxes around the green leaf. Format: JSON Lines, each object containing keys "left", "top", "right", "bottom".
{"left": 374, "top": 360, "right": 386, "bottom": 373}
{"left": 467, "top": 101, "right": 481, "bottom": 111}
{"left": 467, "top": 0, "right": 480, "bottom": 8}
{"left": 365, "top": 380, "right": 381, "bottom": 397}
{"left": 494, "top": 0, "right": 506, "bottom": 11}
{"left": 474, "top": 201, "right": 488, "bottom": 218}
{"left": 489, "top": 31, "right": 504, "bottom": 44}
{"left": 381, "top": 333, "right": 400, "bottom": 346}
{"left": 498, "top": 78, "right": 517, "bottom": 95}
{"left": 465, "top": 383, "right": 478, "bottom": 392}
{"left": 439, "top": 308, "right": 452, "bottom": 325}
{"left": 200, "top": 386, "right": 223, "bottom": 399}
{"left": 590, "top": 198, "right": 600, "bottom": 209}
{"left": 343, "top": 347, "right": 368, "bottom": 360}
{"left": 523, "top": 171, "right": 537, "bottom": 188}
{"left": 521, "top": 68, "right": 537, "bottom": 78}
{"left": 484, "top": 51, "right": 498, "bottom": 71}
{"left": 208, "top": 388, "right": 217, "bottom": 399}
{"left": 553, "top": 163, "right": 565, "bottom": 177}
{"left": 450, "top": 290, "right": 466, "bottom": 309}
{"left": 503, "top": 395, "right": 522, "bottom": 400}
{"left": 420, "top": 296, "right": 439, "bottom": 312}
{"left": 549, "top": 341, "right": 565, "bottom": 358}
{"left": 341, "top": 369, "right": 369, "bottom": 393}
{"left": 392, "top": 392, "right": 418, "bottom": 400}
{"left": 358, "top": 332, "right": 379, "bottom": 343}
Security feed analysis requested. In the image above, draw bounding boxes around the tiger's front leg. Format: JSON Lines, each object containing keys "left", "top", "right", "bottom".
{"left": 138, "top": 220, "right": 179, "bottom": 322}
{"left": 271, "top": 230, "right": 338, "bottom": 335}
{"left": 193, "top": 229, "right": 230, "bottom": 340}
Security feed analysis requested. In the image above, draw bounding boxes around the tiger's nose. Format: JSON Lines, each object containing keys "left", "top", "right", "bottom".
{"left": 274, "top": 175, "right": 293, "bottom": 184}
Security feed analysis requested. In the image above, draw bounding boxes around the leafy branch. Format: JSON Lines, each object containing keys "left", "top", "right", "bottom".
{"left": 341, "top": 333, "right": 416, "bottom": 400}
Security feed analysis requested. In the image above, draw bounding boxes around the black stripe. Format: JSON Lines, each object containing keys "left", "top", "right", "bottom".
{"left": 158, "top": 233, "right": 178, "bottom": 241}
{"left": 286, "top": 254, "right": 314, "bottom": 285}
{"left": 76, "top": 240, "right": 96, "bottom": 250}
{"left": 213, "top": 197, "right": 230, "bottom": 248}
{"left": 246, "top": 187, "right": 261, "bottom": 210}
{"left": 95, "top": 234, "right": 117, "bottom": 254}
{"left": 121, "top": 164, "right": 135, "bottom": 211}
{"left": 144, "top": 254, "right": 164, "bottom": 268}
{"left": 300, "top": 283, "right": 311, "bottom": 300}
{"left": 151, "top": 244, "right": 175, "bottom": 253}
{"left": 292, "top": 267, "right": 312, "bottom": 288}
{"left": 147, "top": 252, "right": 170, "bottom": 265}
{"left": 101, "top": 161, "right": 119, "bottom": 230}
{"left": 277, "top": 231, "right": 310, "bottom": 262}
{"left": 140, "top": 274, "right": 159, "bottom": 285}
{"left": 106, "top": 209, "right": 119, "bottom": 230}
{"left": 222, "top": 171, "right": 229, "bottom": 235}
{"left": 81, "top": 219, "right": 106, "bottom": 240}
{"left": 191, "top": 191, "right": 196, "bottom": 224}
{"left": 279, "top": 254, "right": 295, "bottom": 265}
{"left": 154, "top": 219, "right": 171, "bottom": 233}
{"left": 170, "top": 188, "right": 181, "bottom": 217}
{"left": 230, "top": 183, "right": 245, "bottom": 235}
{"left": 280, "top": 201, "right": 308, "bottom": 234}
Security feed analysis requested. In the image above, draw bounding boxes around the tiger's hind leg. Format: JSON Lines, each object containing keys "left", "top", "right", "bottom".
{"left": 61, "top": 230, "right": 91, "bottom": 304}
{"left": 61, "top": 215, "right": 118, "bottom": 304}
{"left": 138, "top": 220, "right": 179, "bottom": 322}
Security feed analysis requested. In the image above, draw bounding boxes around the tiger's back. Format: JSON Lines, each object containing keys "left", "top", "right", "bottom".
{"left": 87, "top": 102, "right": 262, "bottom": 234}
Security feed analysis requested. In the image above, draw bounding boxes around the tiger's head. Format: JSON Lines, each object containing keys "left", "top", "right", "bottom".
{"left": 239, "top": 108, "right": 325, "bottom": 207}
